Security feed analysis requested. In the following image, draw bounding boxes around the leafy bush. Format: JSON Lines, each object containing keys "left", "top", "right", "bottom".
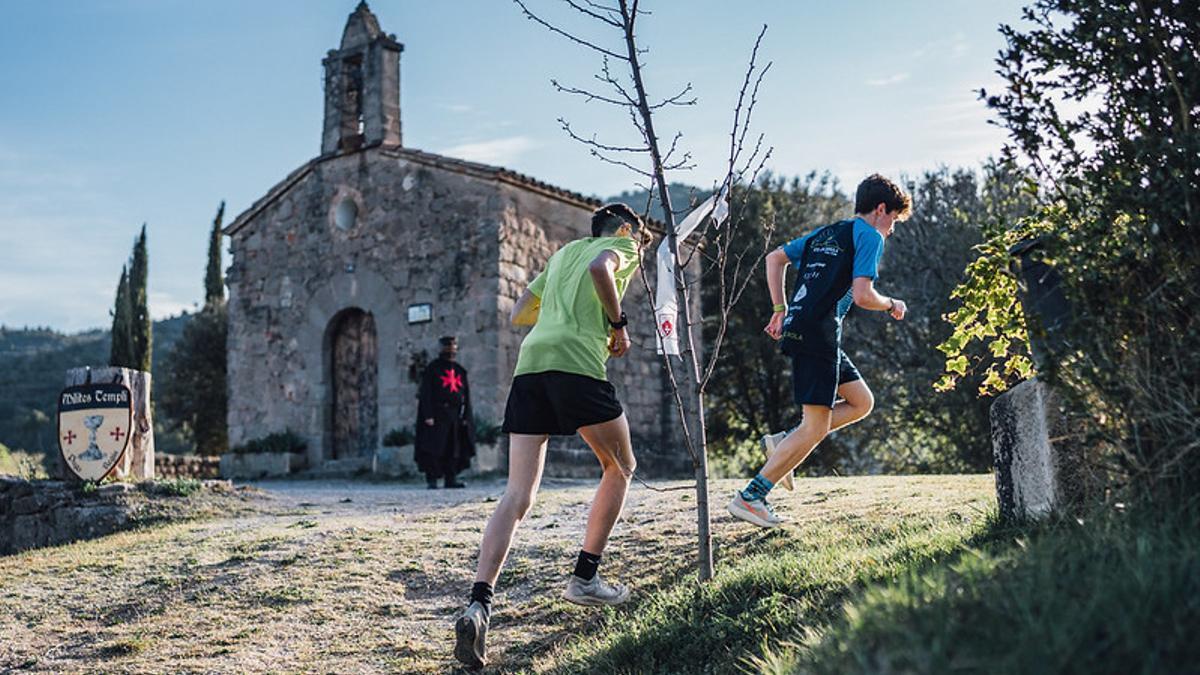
{"left": 474, "top": 417, "right": 502, "bottom": 445}
{"left": 382, "top": 426, "right": 414, "bottom": 447}
{"left": 229, "top": 431, "right": 306, "bottom": 455}
{"left": 153, "top": 477, "right": 202, "bottom": 497}
{"left": 939, "top": 0, "right": 1200, "bottom": 496}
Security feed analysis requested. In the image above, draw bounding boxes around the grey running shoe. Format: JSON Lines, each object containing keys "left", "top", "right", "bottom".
{"left": 563, "top": 573, "right": 631, "bottom": 607}
{"left": 726, "top": 490, "right": 783, "bottom": 528}
{"left": 454, "top": 601, "right": 488, "bottom": 669}
{"left": 762, "top": 431, "right": 795, "bottom": 491}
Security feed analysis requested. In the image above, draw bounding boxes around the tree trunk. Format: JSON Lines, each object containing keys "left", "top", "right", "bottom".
{"left": 619, "top": 0, "right": 714, "bottom": 581}
{"left": 63, "top": 366, "right": 155, "bottom": 481}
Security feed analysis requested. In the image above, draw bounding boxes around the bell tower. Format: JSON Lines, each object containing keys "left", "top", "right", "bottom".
{"left": 321, "top": 2, "right": 403, "bottom": 154}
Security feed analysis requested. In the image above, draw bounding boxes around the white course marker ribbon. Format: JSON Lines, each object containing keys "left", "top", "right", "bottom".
{"left": 655, "top": 189, "right": 730, "bottom": 355}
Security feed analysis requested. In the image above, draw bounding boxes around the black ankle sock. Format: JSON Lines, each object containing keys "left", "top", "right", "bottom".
{"left": 573, "top": 550, "right": 602, "bottom": 581}
{"left": 470, "top": 581, "right": 493, "bottom": 612}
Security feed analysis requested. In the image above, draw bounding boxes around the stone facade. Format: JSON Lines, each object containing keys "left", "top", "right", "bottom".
{"left": 223, "top": 4, "right": 692, "bottom": 478}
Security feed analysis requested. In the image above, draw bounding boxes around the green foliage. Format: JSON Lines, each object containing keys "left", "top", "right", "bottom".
{"left": 158, "top": 305, "right": 228, "bottom": 456}
{"left": 129, "top": 225, "right": 152, "bottom": 372}
{"left": 230, "top": 431, "right": 306, "bottom": 455}
{"left": 474, "top": 417, "right": 502, "bottom": 445}
{"left": 934, "top": 216, "right": 1044, "bottom": 396}
{"left": 382, "top": 426, "right": 414, "bottom": 447}
{"left": 154, "top": 477, "right": 203, "bottom": 497}
{"left": 205, "top": 202, "right": 225, "bottom": 308}
{"left": 108, "top": 266, "right": 135, "bottom": 369}
{"left": 951, "top": 0, "right": 1200, "bottom": 493}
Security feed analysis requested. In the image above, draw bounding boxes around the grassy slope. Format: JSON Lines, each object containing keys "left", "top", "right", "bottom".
{"left": 0, "top": 476, "right": 993, "bottom": 674}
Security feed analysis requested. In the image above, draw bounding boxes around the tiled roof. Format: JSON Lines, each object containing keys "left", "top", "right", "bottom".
{"left": 224, "top": 145, "right": 609, "bottom": 237}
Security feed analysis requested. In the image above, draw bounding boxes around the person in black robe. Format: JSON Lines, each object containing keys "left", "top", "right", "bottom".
{"left": 415, "top": 336, "right": 475, "bottom": 488}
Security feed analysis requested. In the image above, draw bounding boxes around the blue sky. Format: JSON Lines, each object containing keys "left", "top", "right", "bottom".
{"left": 0, "top": 0, "right": 1026, "bottom": 332}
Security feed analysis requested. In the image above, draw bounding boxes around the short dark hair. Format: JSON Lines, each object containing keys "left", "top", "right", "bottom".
{"left": 591, "top": 203, "right": 642, "bottom": 238}
{"left": 438, "top": 336, "right": 456, "bottom": 347}
{"left": 855, "top": 174, "right": 912, "bottom": 220}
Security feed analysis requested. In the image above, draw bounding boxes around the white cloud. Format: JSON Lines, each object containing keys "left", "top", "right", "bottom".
{"left": 866, "top": 72, "right": 911, "bottom": 87}
{"left": 439, "top": 136, "right": 538, "bottom": 166}
{"left": 440, "top": 103, "right": 473, "bottom": 113}
{"left": 149, "top": 290, "right": 196, "bottom": 321}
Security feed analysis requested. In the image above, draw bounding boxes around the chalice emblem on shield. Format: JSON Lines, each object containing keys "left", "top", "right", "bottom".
{"left": 80, "top": 415, "right": 105, "bottom": 461}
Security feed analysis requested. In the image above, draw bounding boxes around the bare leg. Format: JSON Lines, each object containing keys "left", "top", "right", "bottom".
{"left": 760, "top": 404, "right": 832, "bottom": 484}
{"left": 576, "top": 414, "right": 636, "bottom": 555}
{"left": 829, "top": 380, "right": 874, "bottom": 432}
{"left": 473, "top": 433, "right": 548, "bottom": 585}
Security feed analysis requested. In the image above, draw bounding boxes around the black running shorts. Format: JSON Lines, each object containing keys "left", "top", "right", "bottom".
{"left": 502, "top": 371, "right": 624, "bottom": 436}
{"left": 791, "top": 349, "right": 863, "bottom": 408}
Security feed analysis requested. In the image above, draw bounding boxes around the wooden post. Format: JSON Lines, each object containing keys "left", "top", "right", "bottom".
{"left": 63, "top": 367, "right": 155, "bottom": 481}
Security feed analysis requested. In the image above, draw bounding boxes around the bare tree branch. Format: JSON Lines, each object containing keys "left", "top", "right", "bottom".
{"left": 513, "top": 0, "right": 630, "bottom": 61}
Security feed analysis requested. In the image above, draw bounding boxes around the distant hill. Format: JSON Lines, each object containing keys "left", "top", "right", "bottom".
{"left": 0, "top": 314, "right": 193, "bottom": 471}
{"left": 605, "top": 182, "right": 713, "bottom": 225}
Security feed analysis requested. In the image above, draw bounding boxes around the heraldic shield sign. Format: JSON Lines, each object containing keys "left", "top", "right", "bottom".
{"left": 57, "top": 382, "right": 133, "bottom": 481}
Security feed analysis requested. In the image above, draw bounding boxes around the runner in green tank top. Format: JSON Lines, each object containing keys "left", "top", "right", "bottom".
{"left": 455, "top": 203, "right": 648, "bottom": 670}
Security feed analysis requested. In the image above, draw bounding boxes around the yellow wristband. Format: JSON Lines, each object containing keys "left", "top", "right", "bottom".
{"left": 773, "top": 303, "right": 786, "bottom": 313}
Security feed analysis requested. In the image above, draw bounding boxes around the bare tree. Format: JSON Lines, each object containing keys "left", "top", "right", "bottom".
{"left": 514, "top": 0, "right": 773, "bottom": 581}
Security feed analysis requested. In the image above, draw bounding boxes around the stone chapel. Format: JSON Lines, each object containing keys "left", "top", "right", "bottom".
{"left": 223, "top": 3, "right": 691, "bottom": 477}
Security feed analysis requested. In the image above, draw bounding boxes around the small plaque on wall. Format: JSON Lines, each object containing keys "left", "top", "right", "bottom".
{"left": 408, "top": 303, "right": 432, "bottom": 324}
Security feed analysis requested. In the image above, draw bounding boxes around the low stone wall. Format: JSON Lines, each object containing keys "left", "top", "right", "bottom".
{"left": 219, "top": 452, "right": 307, "bottom": 480}
{"left": 155, "top": 454, "right": 221, "bottom": 479}
{"left": 0, "top": 477, "right": 239, "bottom": 556}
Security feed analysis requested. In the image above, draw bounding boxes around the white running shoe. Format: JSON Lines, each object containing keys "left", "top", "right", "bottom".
{"left": 726, "top": 490, "right": 783, "bottom": 528}
{"left": 563, "top": 573, "right": 631, "bottom": 607}
{"left": 454, "top": 601, "right": 489, "bottom": 669}
{"left": 762, "top": 431, "right": 795, "bottom": 491}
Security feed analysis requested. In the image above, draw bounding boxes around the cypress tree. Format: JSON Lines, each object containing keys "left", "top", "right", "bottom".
{"left": 108, "top": 265, "right": 135, "bottom": 368}
{"left": 204, "top": 201, "right": 225, "bottom": 308}
{"left": 129, "top": 225, "right": 152, "bottom": 372}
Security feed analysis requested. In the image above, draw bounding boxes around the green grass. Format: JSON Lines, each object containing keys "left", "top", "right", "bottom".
{"left": 759, "top": 506, "right": 1200, "bottom": 675}
{"left": 543, "top": 512, "right": 994, "bottom": 674}
{"left": 543, "top": 503, "right": 1199, "bottom": 675}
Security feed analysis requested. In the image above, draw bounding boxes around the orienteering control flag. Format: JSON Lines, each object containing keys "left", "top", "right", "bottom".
{"left": 655, "top": 189, "right": 729, "bottom": 355}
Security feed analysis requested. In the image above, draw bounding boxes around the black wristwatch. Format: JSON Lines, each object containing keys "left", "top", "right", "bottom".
{"left": 608, "top": 312, "right": 628, "bottom": 329}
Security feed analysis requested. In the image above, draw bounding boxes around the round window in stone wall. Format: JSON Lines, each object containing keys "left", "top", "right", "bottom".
{"left": 335, "top": 198, "right": 359, "bottom": 231}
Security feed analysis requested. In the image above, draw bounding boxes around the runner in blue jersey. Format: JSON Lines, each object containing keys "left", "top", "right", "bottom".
{"left": 728, "top": 174, "right": 912, "bottom": 528}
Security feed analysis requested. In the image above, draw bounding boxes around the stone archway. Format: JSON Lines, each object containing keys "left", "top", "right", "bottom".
{"left": 329, "top": 308, "right": 378, "bottom": 460}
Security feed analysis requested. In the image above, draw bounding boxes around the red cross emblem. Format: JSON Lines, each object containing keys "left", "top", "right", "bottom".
{"left": 440, "top": 368, "right": 463, "bottom": 393}
{"left": 109, "top": 426, "right": 126, "bottom": 442}
{"left": 63, "top": 430, "right": 76, "bottom": 445}
{"left": 660, "top": 319, "right": 673, "bottom": 337}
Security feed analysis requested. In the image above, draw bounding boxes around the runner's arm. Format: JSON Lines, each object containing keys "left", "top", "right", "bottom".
{"left": 511, "top": 288, "right": 541, "bottom": 326}
{"left": 764, "top": 247, "right": 790, "bottom": 339}
{"left": 590, "top": 250, "right": 632, "bottom": 357}
{"left": 852, "top": 277, "right": 906, "bottom": 319}
{"left": 589, "top": 250, "right": 624, "bottom": 323}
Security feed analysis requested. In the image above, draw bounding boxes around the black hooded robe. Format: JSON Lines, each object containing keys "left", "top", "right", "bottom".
{"left": 414, "top": 357, "right": 476, "bottom": 477}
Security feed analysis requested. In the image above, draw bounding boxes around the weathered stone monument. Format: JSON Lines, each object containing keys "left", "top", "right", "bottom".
{"left": 222, "top": 3, "right": 690, "bottom": 478}
{"left": 990, "top": 238, "right": 1082, "bottom": 520}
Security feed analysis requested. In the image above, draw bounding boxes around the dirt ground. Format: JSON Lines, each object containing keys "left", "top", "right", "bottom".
{"left": 0, "top": 475, "right": 993, "bottom": 674}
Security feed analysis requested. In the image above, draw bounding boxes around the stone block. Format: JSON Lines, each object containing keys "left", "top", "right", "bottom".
{"left": 472, "top": 443, "right": 502, "bottom": 474}
{"left": 372, "top": 444, "right": 418, "bottom": 478}
{"left": 990, "top": 377, "right": 1082, "bottom": 520}
{"left": 219, "top": 452, "right": 307, "bottom": 480}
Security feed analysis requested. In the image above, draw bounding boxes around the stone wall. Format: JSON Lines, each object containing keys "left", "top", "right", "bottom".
{"left": 155, "top": 454, "right": 220, "bottom": 479}
{"left": 1, "top": 479, "right": 134, "bottom": 555}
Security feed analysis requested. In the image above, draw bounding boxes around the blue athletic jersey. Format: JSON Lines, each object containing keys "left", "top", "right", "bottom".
{"left": 779, "top": 218, "right": 884, "bottom": 359}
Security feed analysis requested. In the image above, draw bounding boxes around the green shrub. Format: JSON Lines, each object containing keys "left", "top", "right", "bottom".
{"left": 154, "top": 477, "right": 202, "bottom": 497}
{"left": 474, "top": 417, "right": 502, "bottom": 445}
{"left": 229, "top": 431, "right": 306, "bottom": 455}
{"left": 382, "top": 426, "right": 414, "bottom": 447}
